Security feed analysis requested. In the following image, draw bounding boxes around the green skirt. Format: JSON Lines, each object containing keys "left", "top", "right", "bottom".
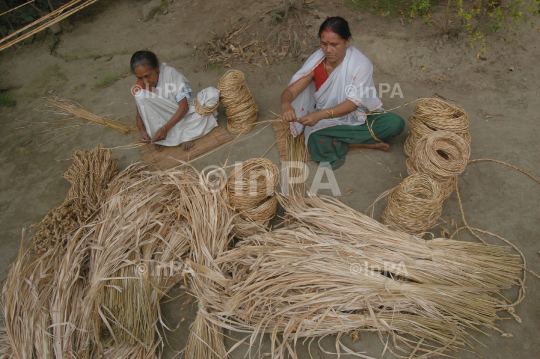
{"left": 307, "top": 112, "right": 405, "bottom": 170}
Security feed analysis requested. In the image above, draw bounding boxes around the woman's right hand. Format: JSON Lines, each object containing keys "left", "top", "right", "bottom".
{"left": 281, "top": 105, "right": 297, "bottom": 123}
{"left": 140, "top": 129, "right": 151, "bottom": 142}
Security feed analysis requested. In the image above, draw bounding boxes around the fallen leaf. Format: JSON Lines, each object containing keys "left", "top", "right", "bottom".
{"left": 429, "top": 20, "right": 437, "bottom": 23}
{"left": 278, "top": 51, "right": 287, "bottom": 57}
{"left": 106, "top": 56, "right": 113, "bottom": 61}
{"left": 346, "top": 189, "right": 355, "bottom": 194}
{"left": 485, "top": 114, "right": 503, "bottom": 119}
{"left": 224, "top": 64, "right": 232, "bottom": 68}
{"left": 437, "top": 76, "right": 449, "bottom": 81}
{"left": 259, "top": 81, "right": 264, "bottom": 88}
{"left": 421, "top": 65, "right": 426, "bottom": 70}
{"left": 47, "top": 89, "right": 54, "bottom": 93}
{"left": 22, "top": 140, "right": 32, "bottom": 147}
{"left": 302, "top": 39, "right": 307, "bottom": 46}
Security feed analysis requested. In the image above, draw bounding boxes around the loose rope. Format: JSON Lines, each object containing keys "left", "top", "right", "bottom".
{"left": 217, "top": 70, "right": 258, "bottom": 134}
{"left": 381, "top": 173, "right": 444, "bottom": 235}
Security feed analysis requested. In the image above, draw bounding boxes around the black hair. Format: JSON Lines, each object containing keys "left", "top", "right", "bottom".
{"left": 130, "top": 50, "right": 159, "bottom": 72}
{"left": 318, "top": 16, "right": 352, "bottom": 40}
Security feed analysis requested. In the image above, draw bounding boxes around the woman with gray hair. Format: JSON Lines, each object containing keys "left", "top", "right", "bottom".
{"left": 131, "top": 50, "right": 219, "bottom": 151}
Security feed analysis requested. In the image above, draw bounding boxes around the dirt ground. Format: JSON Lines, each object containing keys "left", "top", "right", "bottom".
{"left": 1, "top": 0, "right": 539, "bottom": 358}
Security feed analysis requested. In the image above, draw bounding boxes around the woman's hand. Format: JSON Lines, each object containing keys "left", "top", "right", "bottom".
{"left": 153, "top": 127, "right": 168, "bottom": 142}
{"left": 298, "top": 112, "right": 322, "bottom": 127}
{"left": 139, "top": 129, "right": 151, "bottom": 142}
{"left": 281, "top": 105, "right": 297, "bottom": 123}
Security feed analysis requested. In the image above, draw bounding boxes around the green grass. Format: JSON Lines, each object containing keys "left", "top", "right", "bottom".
{"left": 0, "top": 94, "right": 16, "bottom": 107}
{"left": 206, "top": 62, "right": 223, "bottom": 71}
{"left": 95, "top": 65, "right": 132, "bottom": 88}
{"left": 347, "top": 0, "right": 439, "bottom": 18}
{"left": 95, "top": 73, "right": 123, "bottom": 88}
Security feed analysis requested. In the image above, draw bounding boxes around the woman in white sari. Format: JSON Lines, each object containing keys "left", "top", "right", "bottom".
{"left": 131, "top": 51, "right": 219, "bottom": 151}
{"left": 281, "top": 17, "right": 405, "bottom": 170}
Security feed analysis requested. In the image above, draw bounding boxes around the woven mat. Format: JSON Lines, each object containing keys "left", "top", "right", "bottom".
{"left": 271, "top": 120, "right": 368, "bottom": 162}
{"left": 131, "top": 126, "right": 233, "bottom": 170}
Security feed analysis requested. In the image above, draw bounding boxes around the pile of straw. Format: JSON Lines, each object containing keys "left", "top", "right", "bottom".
{"left": 404, "top": 98, "right": 470, "bottom": 156}
{"left": 225, "top": 158, "right": 279, "bottom": 236}
{"left": 74, "top": 166, "right": 197, "bottom": 356}
{"left": 46, "top": 97, "right": 133, "bottom": 135}
{"left": 31, "top": 144, "right": 118, "bottom": 253}
{"left": 217, "top": 70, "right": 258, "bottom": 134}
{"left": 1, "top": 144, "right": 118, "bottom": 358}
{"left": 2, "top": 149, "right": 229, "bottom": 359}
{"left": 188, "top": 193, "right": 522, "bottom": 358}
{"left": 381, "top": 173, "right": 444, "bottom": 234}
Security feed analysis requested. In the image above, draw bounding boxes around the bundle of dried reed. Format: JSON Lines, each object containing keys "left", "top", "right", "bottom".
{"left": 284, "top": 132, "right": 307, "bottom": 198}
{"left": 404, "top": 98, "right": 470, "bottom": 156}
{"left": 225, "top": 158, "right": 279, "bottom": 236}
{"left": 78, "top": 166, "right": 194, "bottom": 355}
{"left": 407, "top": 130, "right": 470, "bottom": 199}
{"left": 381, "top": 173, "right": 444, "bottom": 235}
{"left": 217, "top": 70, "right": 258, "bottom": 134}
{"left": 46, "top": 97, "right": 133, "bottom": 135}
{"left": 32, "top": 144, "right": 118, "bottom": 253}
{"left": 1, "top": 234, "right": 62, "bottom": 359}
{"left": 0, "top": 1, "right": 100, "bottom": 52}
{"left": 181, "top": 168, "right": 233, "bottom": 359}
{"left": 194, "top": 194, "right": 522, "bottom": 358}
{"left": 1, "top": 145, "right": 117, "bottom": 359}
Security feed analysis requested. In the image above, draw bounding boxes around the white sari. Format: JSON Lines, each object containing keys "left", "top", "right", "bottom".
{"left": 289, "top": 46, "right": 382, "bottom": 144}
{"left": 134, "top": 63, "right": 218, "bottom": 147}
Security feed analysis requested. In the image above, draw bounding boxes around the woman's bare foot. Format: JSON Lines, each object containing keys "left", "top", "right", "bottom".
{"left": 155, "top": 144, "right": 164, "bottom": 152}
{"left": 181, "top": 141, "right": 195, "bottom": 150}
{"left": 353, "top": 142, "right": 390, "bottom": 151}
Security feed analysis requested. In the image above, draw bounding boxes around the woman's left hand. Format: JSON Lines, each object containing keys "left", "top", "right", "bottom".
{"left": 153, "top": 127, "right": 168, "bottom": 142}
{"left": 298, "top": 112, "right": 321, "bottom": 127}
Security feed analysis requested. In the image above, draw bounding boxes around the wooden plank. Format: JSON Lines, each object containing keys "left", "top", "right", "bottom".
{"left": 131, "top": 126, "right": 233, "bottom": 170}
{"left": 271, "top": 120, "right": 369, "bottom": 163}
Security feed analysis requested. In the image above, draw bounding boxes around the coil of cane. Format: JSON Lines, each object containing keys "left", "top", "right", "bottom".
{"left": 406, "top": 159, "right": 458, "bottom": 199}
{"left": 217, "top": 70, "right": 258, "bottom": 134}
{"left": 226, "top": 158, "right": 279, "bottom": 235}
{"left": 408, "top": 131, "right": 470, "bottom": 181}
{"left": 193, "top": 96, "right": 219, "bottom": 116}
{"left": 382, "top": 173, "right": 444, "bottom": 235}
{"left": 404, "top": 115, "right": 471, "bottom": 156}
{"left": 412, "top": 98, "right": 469, "bottom": 132}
